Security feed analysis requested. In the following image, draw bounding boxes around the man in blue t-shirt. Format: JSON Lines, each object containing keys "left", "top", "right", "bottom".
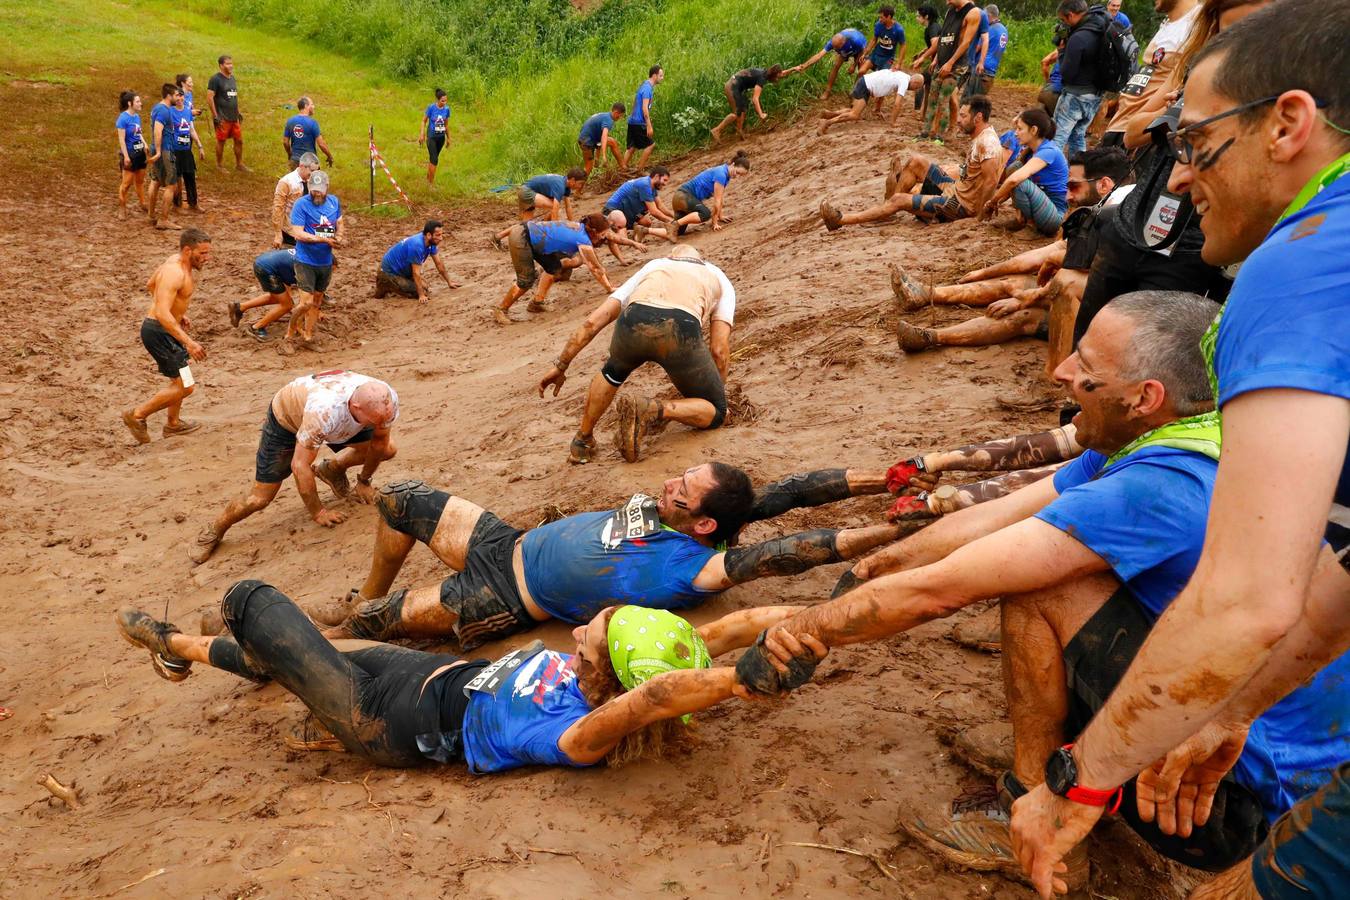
{"left": 497, "top": 169, "right": 588, "bottom": 241}
{"left": 282, "top": 97, "right": 333, "bottom": 169}
{"left": 284, "top": 169, "right": 343, "bottom": 343}
{"left": 375, "top": 219, "right": 461, "bottom": 301}
{"left": 326, "top": 463, "right": 905, "bottom": 650}
{"left": 741, "top": 292, "right": 1349, "bottom": 889}
{"left": 229, "top": 248, "right": 298, "bottom": 341}
{"left": 623, "top": 65, "right": 664, "bottom": 171}
{"left": 602, "top": 167, "right": 678, "bottom": 240}
{"left": 146, "top": 83, "right": 182, "bottom": 230}
{"left": 577, "top": 102, "right": 625, "bottom": 175}
{"left": 861, "top": 6, "right": 907, "bottom": 74}
{"left": 495, "top": 214, "right": 621, "bottom": 324}
{"left": 786, "top": 27, "right": 868, "bottom": 98}
{"left": 979, "top": 5, "right": 1010, "bottom": 94}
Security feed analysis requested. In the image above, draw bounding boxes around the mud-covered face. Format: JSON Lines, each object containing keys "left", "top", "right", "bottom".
{"left": 188, "top": 242, "right": 212, "bottom": 269}
{"left": 657, "top": 464, "right": 718, "bottom": 535}
{"left": 1053, "top": 309, "right": 1150, "bottom": 454}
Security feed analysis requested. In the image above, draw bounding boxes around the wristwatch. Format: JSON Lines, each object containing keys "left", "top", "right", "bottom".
{"left": 1044, "top": 744, "right": 1124, "bottom": 812}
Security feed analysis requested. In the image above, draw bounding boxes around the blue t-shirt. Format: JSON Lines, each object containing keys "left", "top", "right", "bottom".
{"left": 289, "top": 194, "right": 342, "bottom": 267}
{"left": 116, "top": 111, "right": 145, "bottom": 156}
{"left": 150, "top": 102, "right": 174, "bottom": 152}
{"left": 1113, "top": 11, "right": 1132, "bottom": 29}
{"left": 629, "top": 79, "right": 655, "bottom": 126}
{"left": 525, "top": 220, "right": 592, "bottom": 257}
{"left": 579, "top": 111, "right": 613, "bottom": 146}
{"left": 520, "top": 510, "right": 719, "bottom": 622}
{"left": 254, "top": 248, "right": 298, "bottom": 285}
{"left": 1000, "top": 129, "right": 1022, "bottom": 171}
{"left": 983, "top": 22, "right": 1010, "bottom": 75}
{"left": 1039, "top": 446, "right": 1350, "bottom": 820}
{"left": 828, "top": 28, "right": 868, "bottom": 58}
{"left": 1214, "top": 173, "right": 1350, "bottom": 508}
{"left": 871, "top": 21, "right": 905, "bottom": 64}
{"left": 525, "top": 173, "right": 570, "bottom": 200}
{"left": 680, "top": 164, "right": 730, "bottom": 201}
{"left": 1030, "top": 141, "right": 1069, "bottom": 211}
{"left": 380, "top": 233, "right": 438, "bottom": 277}
{"left": 425, "top": 103, "right": 450, "bottom": 136}
{"left": 967, "top": 9, "right": 991, "bottom": 68}
{"left": 1049, "top": 62, "right": 1063, "bottom": 92}
{"left": 284, "top": 114, "right": 321, "bottom": 157}
{"left": 461, "top": 649, "right": 596, "bottom": 773}
{"left": 169, "top": 105, "right": 193, "bottom": 150}
{"left": 605, "top": 176, "right": 658, "bottom": 216}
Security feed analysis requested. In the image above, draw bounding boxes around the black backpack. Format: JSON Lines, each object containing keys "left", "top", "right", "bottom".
{"left": 1093, "top": 13, "right": 1135, "bottom": 93}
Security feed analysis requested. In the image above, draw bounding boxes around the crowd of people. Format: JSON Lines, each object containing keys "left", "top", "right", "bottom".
{"left": 111, "top": 1, "right": 1347, "bottom": 897}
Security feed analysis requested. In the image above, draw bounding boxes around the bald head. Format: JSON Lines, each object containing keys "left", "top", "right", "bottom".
{"left": 350, "top": 381, "right": 399, "bottom": 428}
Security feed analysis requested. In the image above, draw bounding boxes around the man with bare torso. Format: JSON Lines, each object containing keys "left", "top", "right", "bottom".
{"left": 122, "top": 229, "right": 211, "bottom": 444}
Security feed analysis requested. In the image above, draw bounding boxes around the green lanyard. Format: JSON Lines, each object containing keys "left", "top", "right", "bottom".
{"left": 1102, "top": 412, "right": 1223, "bottom": 471}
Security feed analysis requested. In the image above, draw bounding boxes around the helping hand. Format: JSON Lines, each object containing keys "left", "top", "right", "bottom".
{"left": 1010, "top": 785, "right": 1104, "bottom": 899}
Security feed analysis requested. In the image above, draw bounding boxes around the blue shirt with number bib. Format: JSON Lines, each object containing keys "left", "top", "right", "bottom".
{"left": 381, "top": 233, "right": 438, "bottom": 277}
{"left": 461, "top": 648, "right": 595, "bottom": 772}
{"left": 425, "top": 103, "right": 450, "bottom": 136}
{"left": 170, "top": 105, "right": 193, "bottom": 150}
{"left": 116, "top": 111, "right": 145, "bottom": 156}
{"left": 290, "top": 194, "right": 342, "bottom": 267}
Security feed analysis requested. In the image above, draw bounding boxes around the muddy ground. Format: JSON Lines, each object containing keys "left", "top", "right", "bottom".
{"left": 0, "top": 78, "right": 1203, "bottom": 898}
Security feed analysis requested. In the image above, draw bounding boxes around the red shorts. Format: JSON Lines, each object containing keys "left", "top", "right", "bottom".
{"left": 215, "top": 120, "right": 243, "bottom": 142}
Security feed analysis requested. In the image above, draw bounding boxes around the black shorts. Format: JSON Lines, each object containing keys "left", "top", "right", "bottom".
{"left": 121, "top": 149, "right": 147, "bottom": 172}
{"left": 254, "top": 262, "right": 290, "bottom": 295}
{"left": 626, "top": 120, "right": 653, "bottom": 150}
{"left": 377, "top": 268, "right": 419, "bottom": 298}
{"left": 216, "top": 580, "right": 488, "bottom": 767}
{"left": 1063, "top": 586, "right": 1269, "bottom": 870}
{"left": 851, "top": 78, "right": 871, "bottom": 101}
{"left": 253, "top": 406, "right": 373, "bottom": 484}
{"left": 428, "top": 131, "right": 446, "bottom": 164}
{"left": 600, "top": 303, "right": 727, "bottom": 428}
{"left": 140, "top": 317, "right": 189, "bottom": 379}
{"left": 294, "top": 260, "right": 333, "bottom": 294}
{"left": 672, "top": 188, "right": 711, "bottom": 223}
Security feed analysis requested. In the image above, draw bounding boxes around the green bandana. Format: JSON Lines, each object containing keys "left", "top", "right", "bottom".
{"left": 1102, "top": 412, "right": 1223, "bottom": 471}
{"left": 607, "top": 606, "right": 711, "bottom": 692}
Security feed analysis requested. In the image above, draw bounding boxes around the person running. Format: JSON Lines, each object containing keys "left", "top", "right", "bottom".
{"left": 493, "top": 169, "right": 589, "bottom": 245}
{"left": 229, "top": 248, "right": 297, "bottom": 342}
{"left": 671, "top": 154, "right": 749, "bottom": 235}
{"left": 710, "top": 65, "right": 786, "bottom": 143}
{"left": 817, "top": 67, "right": 924, "bottom": 134}
{"left": 282, "top": 97, "right": 333, "bottom": 169}
{"left": 286, "top": 169, "right": 343, "bottom": 344}
{"left": 979, "top": 5, "right": 1010, "bottom": 96}
{"left": 146, "top": 83, "right": 181, "bottom": 231}
{"left": 186, "top": 371, "right": 399, "bottom": 565}
{"left": 919, "top": 0, "right": 984, "bottom": 140}
{"left": 537, "top": 245, "right": 735, "bottom": 464}
{"left": 271, "top": 152, "right": 318, "bottom": 248}
{"left": 115, "top": 90, "right": 149, "bottom": 218}
{"left": 623, "top": 65, "right": 663, "bottom": 171}
{"left": 787, "top": 28, "right": 868, "bottom": 99}
{"left": 207, "top": 54, "right": 246, "bottom": 172}
{"left": 577, "top": 103, "right": 625, "bottom": 176}
{"left": 420, "top": 89, "right": 451, "bottom": 185}
{"left": 122, "top": 229, "right": 212, "bottom": 445}
{"left": 323, "top": 463, "right": 899, "bottom": 648}
{"left": 117, "top": 585, "right": 825, "bottom": 773}
{"left": 860, "top": 6, "right": 908, "bottom": 79}
{"left": 495, "top": 215, "right": 616, "bottom": 325}
{"left": 820, "top": 94, "right": 999, "bottom": 227}
{"left": 984, "top": 106, "right": 1068, "bottom": 235}
{"left": 169, "top": 86, "right": 204, "bottom": 214}
{"left": 602, "top": 168, "right": 677, "bottom": 240}
{"left": 375, "top": 220, "right": 461, "bottom": 301}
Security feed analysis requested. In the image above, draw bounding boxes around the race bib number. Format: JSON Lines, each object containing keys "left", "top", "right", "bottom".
{"left": 178, "top": 365, "right": 195, "bottom": 388}
{"left": 463, "top": 641, "right": 545, "bottom": 698}
{"left": 1142, "top": 190, "right": 1181, "bottom": 257}
{"left": 314, "top": 220, "right": 336, "bottom": 239}
{"left": 1121, "top": 65, "right": 1154, "bottom": 97}
{"left": 227, "top": 90, "right": 237, "bottom": 98}
{"left": 599, "top": 493, "right": 662, "bottom": 550}
{"left": 434, "top": 119, "right": 447, "bottom": 133}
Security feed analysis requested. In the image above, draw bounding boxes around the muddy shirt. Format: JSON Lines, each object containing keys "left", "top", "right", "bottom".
{"left": 272, "top": 169, "right": 308, "bottom": 233}
{"left": 610, "top": 256, "right": 736, "bottom": 326}
{"left": 269, "top": 371, "right": 398, "bottom": 449}
{"left": 461, "top": 649, "right": 595, "bottom": 773}
{"left": 954, "top": 124, "right": 1003, "bottom": 211}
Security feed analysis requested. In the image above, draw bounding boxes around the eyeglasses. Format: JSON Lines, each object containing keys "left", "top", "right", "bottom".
{"left": 1166, "top": 95, "right": 1279, "bottom": 165}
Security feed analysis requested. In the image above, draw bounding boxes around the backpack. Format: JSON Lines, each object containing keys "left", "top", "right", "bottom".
{"left": 1093, "top": 13, "right": 1136, "bottom": 93}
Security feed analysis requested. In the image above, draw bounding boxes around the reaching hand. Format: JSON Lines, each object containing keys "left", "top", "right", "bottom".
{"left": 1010, "top": 785, "right": 1104, "bottom": 899}
{"left": 1137, "top": 720, "right": 1248, "bottom": 838}
{"left": 884, "top": 457, "right": 926, "bottom": 493}
{"left": 538, "top": 366, "right": 567, "bottom": 398}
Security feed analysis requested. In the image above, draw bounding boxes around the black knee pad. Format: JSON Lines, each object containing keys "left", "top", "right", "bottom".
{"left": 344, "top": 588, "right": 409, "bottom": 641}
{"left": 376, "top": 480, "right": 447, "bottom": 545}
{"left": 708, "top": 398, "right": 727, "bottom": 429}
{"left": 221, "top": 579, "right": 272, "bottom": 637}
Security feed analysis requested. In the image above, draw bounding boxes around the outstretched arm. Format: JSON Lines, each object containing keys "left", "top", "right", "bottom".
{"left": 747, "top": 468, "right": 888, "bottom": 523}
{"left": 698, "top": 605, "right": 812, "bottom": 656}
{"left": 539, "top": 297, "right": 622, "bottom": 397}
{"left": 695, "top": 522, "right": 907, "bottom": 591}
{"left": 580, "top": 245, "right": 615, "bottom": 292}
{"left": 886, "top": 426, "right": 1081, "bottom": 492}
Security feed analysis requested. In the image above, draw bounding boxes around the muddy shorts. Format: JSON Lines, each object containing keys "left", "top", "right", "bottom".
{"left": 140, "top": 317, "right": 189, "bottom": 379}
{"left": 150, "top": 150, "right": 178, "bottom": 186}
{"left": 626, "top": 120, "right": 653, "bottom": 150}
{"left": 376, "top": 268, "right": 419, "bottom": 298}
{"left": 851, "top": 78, "right": 872, "bottom": 101}
{"left": 254, "top": 262, "right": 290, "bottom": 295}
{"left": 1063, "top": 586, "right": 1269, "bottom": 870}
{"left": 294, "top": 260, "right": 332, "bottom": 294}
{"left": 215, "top": 579, "right": 488, "bottom": 767}
{"left": 254, "top": 406, "right": 373, "bottom": 484}
{"left": 673, "top": 188, "right": 711, "bottom": 223}
{"left": 517, "top": 185, "right": 539, "bottom": 212}
{"left": 601, "top": 302, "right": 727, "bottom": 428}
{"left": 1251, "top": 761, "right": 1350, "bottom": 897}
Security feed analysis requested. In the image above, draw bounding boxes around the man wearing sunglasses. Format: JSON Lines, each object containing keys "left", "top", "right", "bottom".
{"left": 1007, "top": 1, "right": 1350, "bottom": 896}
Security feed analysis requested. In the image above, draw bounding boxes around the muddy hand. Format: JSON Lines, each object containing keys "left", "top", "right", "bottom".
{"left": 764, "top": 626, "right": 827, "bottom": 690}
{"left": 313, "top": 508, "right": 347, "bottom": 527}
{"left": 538, "top": 366, "right": 567, "bottom": 398}
{"left": 734, "top": 631, "right": 784, "bottom": 695}
{"left": 353, "top": 482, "right": 377, "bottom": 505}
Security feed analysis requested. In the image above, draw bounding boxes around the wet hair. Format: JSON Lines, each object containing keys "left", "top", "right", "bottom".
{"left": 879, "top": 5, "right": 896, "bottom": 16}
{"left": 1018, "top": 106, "right": 1057, "bottom": 142}
{"left": 566, "top": 166, "right": 587, "bottom": 181}
{"left": 297, "top": 96, "right": 312, "bottom": 112}
{"left": 1058, "top": 0, "right": 1088, "bottom": 15}
{"left": 581, "top": 212, "right": 610, "bottom": 238}
{"left": 180, "top": 228, "right": 211, "bottom": 249}
{"left": 1192, "top": 0, "right": 1350, "bottom": 150}
{"left": 174, "top": 73, "right": 190, "bottom": 88}
{"left": 217, "top": 54, "right": 231, "bottom": 65}
{"left": 161, "top": 83, "right": 178, "bottom": 99}
{"left": 434, "top": 87, "right": 447, "bottom": 99}
{"left": 766, "top": 64, "right": 784, "bottom": 81}
{"left": 728, "top": 151, "right": 751, "bottom": 172}
{"left": 611, "top": 101, "right": 626, "bottom": 114}
{"left": 917, "top": 4, "right": 939, "bottom": 22}
{"left": 696, "top": 462, "right": 756, "bottom": 546}
{"left": 119, "top": 90, "right": 137, "bottom": 111}
{"left": 649, "top": 64, "right": 663, "bottom": 77}
{"left": 422, "top": 219, "right": 442, "bottom": 235}
{"left": 650, "top": 165, "right": 671, "bottom": 178}
{"left": 964, "top": 94, "right": 993, "bottom": 121}
{"left": 1107, "top": 291, "right": 1218, "bottom": 416}
{"left": 1072, "top": 146, "right": 1130, "bottom": 184}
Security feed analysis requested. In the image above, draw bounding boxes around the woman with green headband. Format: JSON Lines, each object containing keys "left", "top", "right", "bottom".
{"left": 114, "top": 579, "right": 825, "bottom": 771}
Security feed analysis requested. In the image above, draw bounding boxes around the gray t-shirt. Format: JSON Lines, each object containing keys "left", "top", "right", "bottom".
{"left": 207, "top": 72, "right": 240, "bottom": 122}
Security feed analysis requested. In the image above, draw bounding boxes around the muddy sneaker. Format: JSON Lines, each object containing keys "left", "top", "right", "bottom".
{"left": 897, "top": 320, "right": 939, "bottom": 353}
{"left": 890, "top": 264, "right": 932, "bottom": 311}
{"left": 489, "top": 235, "right": 506, "bottom": 252}
{"left": 526, "top": 298, "right": 553, "bottom": 313}
{"left": 492, "top": 307, "right": 511, "bottom": 326}
{"left": 568, "top": 433, "right": 598, "bottom": 465}
{"left": 122, "top": 408, "right": 151, "bottom": 444}
{"left": 116, "top": 609, "right": 192, "bottom": 682}
{"left": 314, "top": 458, "right": 351, "bottom": 498}
{"left": 951, "top": 604, "right": 1002, "bottom": 653}
{"left": 614, "top": 395, "right": 664, "bottom": 463}
{"left": 228, "top": 301, "right": 243, "bottom": 327}
{"left": 300, "top": 593, "right": 357, "bottom": 627}
{"left": 949, "top": 721, "right": 1014, "bottom": 776}
{"left": 187, "top": 525, "right": 222, "bottom": 565}
{"left": 819, "top": 200, "right": 844, "bottom": 231}
{"left": 162, "top": 419, "right": 202, "bottom": 438}
{"left": 247, "top": 326, "right": 271, "bottom": 342}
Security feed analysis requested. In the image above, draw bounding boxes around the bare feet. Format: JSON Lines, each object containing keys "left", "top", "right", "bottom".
{"left": 492, "top": 307, "right": 511, "bottom": 326}
{"left": 897, "top": 320, "right": 939, "bottom": 353}
{"left": 819, "top": 200, "right": 843, "bottom": 232}
{"left": 187, "top": 525, "right": 222, "bottom": 565}
{"left": 162, "top": 419, "right": 202, "bottom": 438}
{"left": 122, "top": 409, "right": 151, "bottom": 444}
{"left": 890, "top": 264, "right": 932, "bottom": 311}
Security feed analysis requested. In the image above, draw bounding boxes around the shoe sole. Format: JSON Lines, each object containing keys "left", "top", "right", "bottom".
{"left": 117, "top": 614, "right": 191, "bottom": 683}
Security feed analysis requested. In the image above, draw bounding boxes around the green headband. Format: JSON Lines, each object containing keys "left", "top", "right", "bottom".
{"left": 607, "top": 606, "right": 710, "bottom": 692}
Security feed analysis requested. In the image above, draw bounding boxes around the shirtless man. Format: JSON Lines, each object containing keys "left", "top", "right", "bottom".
{"left": 122, "top": 229, "right": 211, "bottom": 444}
{"left": 187, "top": 371, "right": 399, "bottom": 564}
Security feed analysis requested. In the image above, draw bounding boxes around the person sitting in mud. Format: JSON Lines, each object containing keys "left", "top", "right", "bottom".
{"left": 982, "top": 105, "right": 1068, "bottom": 236}
{"left": 228, "top": 247, "right": 296, "bottom": 342}
{"left": 374, "top": 220, "right": 461, "bottom": 301}
{"left": 494, "top": 214, "right": 616, "bottom": 325}
{"left": 670, "top": 154, "right": 749, "bottom": 236}
{"left": 603, "top": 168, "right": 678, "bottom": 242}
{"left": 820, "top": 94, "right": 998, "bottom": 228}
{"left": 892, "top": 146, "right": 1132, "bottom": 369}
{"left": 537, "top": 246, "right": 735, "bottom": 464}
{"left": 736, "top": 292, "right": 1350, "bottom": 891}
{"left": 787, "top": 28, "right": 868, "bottom": 99}
{"left": 187, "top": 371, "right": 399, "bottom": 565}
{"left": 321, "top": 463, "right": 902, "bottom": 650}
{"left": 117, "top": 585, "right": 826, "bottom": 771}
{"left": 122, "top": 228, "right": 211, "bottom": 445}
{"left": 710, "top": 65, "right": 786, "bottom": 143}
{"left": 492, "top": 169, "right": 589, "bottom": 247}
{"left": 817, "top": 67, "right": 924, "bottom": 134}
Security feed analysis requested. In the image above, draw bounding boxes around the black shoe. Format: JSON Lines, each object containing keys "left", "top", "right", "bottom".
{"left": 116, "top": 609, "right": 192, "bottom": 682}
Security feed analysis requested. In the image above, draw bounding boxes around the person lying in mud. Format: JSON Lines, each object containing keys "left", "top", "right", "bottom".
{"left": 317, "top": 463, "right": 903, "bottom": 651}
{"left": 118, "top": 584, "right": 826, "bottom": 771}
{"left": 735, "top": 292, "right": 1350, "bottom": 890}
{"left": 538, "top": 245, "right": 736, "bottom": 464}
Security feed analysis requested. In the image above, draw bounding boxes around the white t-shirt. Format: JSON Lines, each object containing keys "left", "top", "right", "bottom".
{"left": 862, "top": 69, "right": 912, "bottom": 98}
{"left": 271, "top": 371, "right": 399, "bottom": 449}
{"left": 610, "top": 256, "right": 737, "bottom": 326}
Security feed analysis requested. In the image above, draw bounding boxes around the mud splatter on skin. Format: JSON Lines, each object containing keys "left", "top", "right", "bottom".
{"left": 931, "top": 427, "right": 1080, "bottom": 474}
